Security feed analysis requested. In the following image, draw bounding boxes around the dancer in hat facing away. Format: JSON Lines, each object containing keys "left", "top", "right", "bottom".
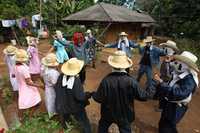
{"left": 55, "top": 58, "right": 92, "bottom": 132}
{"left": 154, "top": 51, "right": 199, "bottom": 133}
{"left": 14, "top": 49, "right": 42, "bottom": 121}
{"left": 41, "top": 53, "right": 60, "bottom": 118}
{"left": 155, "top": 40, "right": 179, "bottom": 112}
{"left": 92, "top": 51, "right": 152, "bottom": 133}
{"left": 26, "top": 36, "right": 41, "bottom": 80}
{"left": 104, "top": 32, "right": 138, "bottom": 58}
{"left": 137, "top": 36, "right": 166, "bottom": 88}
{"left": 85, "top": 29, "right": 104, "bottom": 68}
{"left": 3, "top": 45, "right": 18, "bottom": 98}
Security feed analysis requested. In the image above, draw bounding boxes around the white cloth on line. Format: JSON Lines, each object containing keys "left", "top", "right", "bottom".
{"left": 2, "top": 20, "right": 16, "bottom": 27}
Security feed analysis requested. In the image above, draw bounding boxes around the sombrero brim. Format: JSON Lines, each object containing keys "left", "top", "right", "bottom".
{"left": 61, "top": 60, "right": 84, "bottom": 76}
{"left": 108, "top": 56, "right": 133, "bottom": 69}
{"left": 41, "top": 58, "right": 59, "bottom": 67}
{"left": 144, "top": 39, "right": 155, "bottom": 43}
{"left": 174, "top": 55, "right": 199, "bottom": 72}
{"left": 16, "top": 57, "right": 29, "bottom": 62}
{"left": 3, "top": 49, "right": 17, "bottom": 55}
{"left": 160, "top": 43, "right": 179, "bottom": 52}
{"left": 119, "top": 34, "right": 128, "bottom": 36}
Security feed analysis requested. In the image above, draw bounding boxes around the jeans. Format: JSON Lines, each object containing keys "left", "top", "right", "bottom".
{"left": 137, "top": 64, "right": 153, "bottom": 87}
{"left": 61, "top": 109, "right": 92, "bottom": 133}
{"left": 98, "top": 111, "right": 132, "bottom": 133}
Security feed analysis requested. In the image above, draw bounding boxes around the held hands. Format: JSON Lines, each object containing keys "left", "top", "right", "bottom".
{"left": 85, "top": 91, "right": 93, "bottom": 99}
{"left": 154, "top": 74, "right": 163, "bottom": 83}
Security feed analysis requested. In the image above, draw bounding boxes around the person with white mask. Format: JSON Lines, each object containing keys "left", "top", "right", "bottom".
{"left": 155, "top": 40, "right": 180, "bottom": 112}
{"left": 104, "top": 32, "right": 138, "bottom": 58}
{"left": 154, "top": 51, "right": 199, "bottom": 133}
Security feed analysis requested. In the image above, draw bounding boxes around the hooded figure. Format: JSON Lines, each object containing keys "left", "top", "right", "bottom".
{"left": 92, "top": 51, "right": 152, "bottom": 133}
{"left": 55, "top": 58, "right": 92, "bottom": 132}
{"left": 154, "top": 51, "right": 199, "bottom": 133}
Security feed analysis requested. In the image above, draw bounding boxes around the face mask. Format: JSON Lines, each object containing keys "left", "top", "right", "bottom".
{"left": 163, "top": 47, "right": 175, "bottom": 56}
{"left": 171, "top": 60, "right": 189, "bottom": 74}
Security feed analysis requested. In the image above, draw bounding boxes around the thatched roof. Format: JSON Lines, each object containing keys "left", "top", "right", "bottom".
{"left": 62, "top": 2, "right": 155, "bottom": 24}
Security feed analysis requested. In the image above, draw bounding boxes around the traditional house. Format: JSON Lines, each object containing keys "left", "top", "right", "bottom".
{"left": 63, "top": 2, "right": 155, "bottom": 43}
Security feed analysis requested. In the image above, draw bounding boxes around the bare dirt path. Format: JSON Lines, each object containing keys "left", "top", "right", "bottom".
{"left": 0, "top": 40, "right": 200, "bottom": 133}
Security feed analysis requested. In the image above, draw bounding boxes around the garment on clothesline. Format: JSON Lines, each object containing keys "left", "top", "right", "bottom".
{"left": 2, "top": 20, "right": 16, "bottom": 27}
{"left": 32, "top": 14, "right": 42, "bottom": 28}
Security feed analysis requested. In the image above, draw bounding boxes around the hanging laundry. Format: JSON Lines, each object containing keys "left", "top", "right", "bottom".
{"left": 2, "top": 20, "right": 16, "bottom": 27}
{"left": 32, "top": 14, "right": 42, "bottom": 28}
{"left": 21, "top": 18, "right": 29, "bottom": 28}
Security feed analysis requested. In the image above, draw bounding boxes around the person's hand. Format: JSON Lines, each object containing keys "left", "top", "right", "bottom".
{"left": 154, "top": 74, "right": 163, "bottom": 83}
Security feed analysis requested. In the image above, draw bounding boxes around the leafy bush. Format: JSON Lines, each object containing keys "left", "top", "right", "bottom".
{"left": 8, "top": 113, "right": 75, "bottom": 133}
{"left": 175, "top": 39, "right": 200, "bottom": 66}
{"left": 0, "top": 74, "right": 13, "bottom": 106}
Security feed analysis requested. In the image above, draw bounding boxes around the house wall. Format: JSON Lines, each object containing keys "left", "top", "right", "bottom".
{"left": 100, "top": 23, "right": 144, "bottom": 43}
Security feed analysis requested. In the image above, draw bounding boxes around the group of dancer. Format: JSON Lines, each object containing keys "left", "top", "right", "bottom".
{"left": 2, "top": 30, "right": 199, "bottom": 133}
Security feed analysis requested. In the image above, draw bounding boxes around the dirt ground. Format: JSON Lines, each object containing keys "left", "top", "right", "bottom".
{"left": 0, "top": 40, "right": 200, "bottom": 133}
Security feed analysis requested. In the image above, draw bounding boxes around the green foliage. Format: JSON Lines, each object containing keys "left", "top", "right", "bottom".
{"left": 175, "top": 39, "right": 200, "bottom": 66}
{"left": 0, "top": 0, "right": 21, "bottom": 19}
{"left": 0, "top": 74, "right": 13, "bottom": 105}
{"left": 145, "top": 0, "right": 200, "bottom": 40}
{"left": 8, "top": 113, "right": 75, "bottom": 133}
{"left": 98, "top": 0, "right": 126, "bottom": 5}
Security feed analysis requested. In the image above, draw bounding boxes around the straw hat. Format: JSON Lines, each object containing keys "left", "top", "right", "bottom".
{"left": 108, "top": 50, "right": 133, "bottom": 69}
{"left": 61, "top": 58, "right": 84, "bottom": 76}
{"left": 174, "top": 51, "right": 199, "bottom": 72}
{"left": 160, "top": 40, "right": 179, "bottom": 52}
{"left": 15, "top": 49, "right": 29, "bottom": 62}
{"left": 143, "top": 36, "right": 155, "bottom": 43}
{"left": 42, "top": 53, "right": 59, "bottom": 67}
{"left": 119, "top": 32, "right": 128, "bottom": 36}
{"left": 3, "top": 45, "right": 18, "bottom": 55}
{"left": 26, "top": 36, "right": 38, "bottom": 46}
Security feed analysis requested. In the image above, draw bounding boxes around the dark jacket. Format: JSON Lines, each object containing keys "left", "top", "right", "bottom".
{"left": 92, "top": 72, "right": 151, "bottom": 122}
{"left": 157, "top": 74, "right": 197, "bottom": 124}
{"left": 55, "top": 74, "right": 88, "bottom": 115}
{"left": 139, "top": 45, "right": 166, "bottom": 66}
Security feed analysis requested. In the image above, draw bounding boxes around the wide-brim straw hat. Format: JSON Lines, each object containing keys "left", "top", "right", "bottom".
{"left": 61, "top": 58, "right": 84, "bottom": 76}
{"left": 42, "top": 53, "right": 59, "bottom": 67}
{"left": 119, "top": 32, "right": 128, "bottom": 36}
{"left": 3, "top": 45, "right": 18, "bottom": 55}
{"left": 15, "top": 49, "right": 29, "bottom": 62}
{"left": 174, "top": 51, "right": 199, "bottom": 72}
{"left": 160, "top": 40, "right": 179, "bottom": 52}
{"left": 108, "top": 50, "right": 133, "bottom": 69}
{"left": 143, "top": 36, "right": 155, "bottom": 43}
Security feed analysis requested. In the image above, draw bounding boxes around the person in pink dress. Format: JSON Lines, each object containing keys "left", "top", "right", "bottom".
{"left": 15, "top": 49, "right": 42, "bottom": 121}
{"left": 26, "top": 36, "right": 41, "bottom": 80}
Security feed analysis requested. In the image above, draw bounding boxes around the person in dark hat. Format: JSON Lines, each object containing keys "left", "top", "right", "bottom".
{"left": 92, "top": 51, "right": 153, "bottom": 133}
